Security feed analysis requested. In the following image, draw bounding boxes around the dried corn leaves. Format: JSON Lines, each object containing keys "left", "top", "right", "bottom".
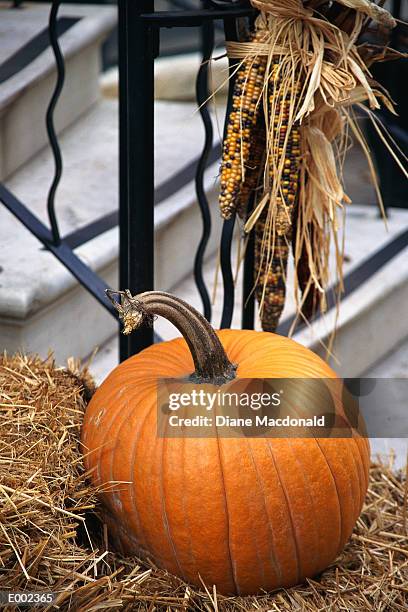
{"left": 218, "top": 0, "right": 406, "bottom": 333}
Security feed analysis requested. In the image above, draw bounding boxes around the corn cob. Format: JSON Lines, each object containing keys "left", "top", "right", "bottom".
{"left": 255, "top": 208, "right": 290, "bottom": 332}
{"left": 294, "top": 225, "right": 320, "bottom": 321}
{"left": 255, "top": 59, "right": 302, "bottom": 332}
{"left": 219, "top": 31, "right": 267, "bottom": 220}
{"left": 271, "top": 70, "right": 301, "bottom": 237}
{"left": 236, "top": 115, "right": 266, "bottom": 220}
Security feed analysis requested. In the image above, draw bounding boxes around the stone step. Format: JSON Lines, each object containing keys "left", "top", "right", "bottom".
{"left": 365, "top": 338, "right": 408, "bottom": 471}
{"left": 0, "top": 2, "right": 116, "bottom": 179}
{"left": 0, "top": 98, "right": 223, "bottom": 363}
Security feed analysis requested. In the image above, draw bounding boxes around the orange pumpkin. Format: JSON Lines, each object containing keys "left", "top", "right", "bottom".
{"left": 82, "top": 290, "right": 369, "bottom": 596}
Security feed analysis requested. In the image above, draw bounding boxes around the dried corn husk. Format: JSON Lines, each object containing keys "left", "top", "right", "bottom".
{"left": 221, "top": 0, "right": 406, "bottom": 335}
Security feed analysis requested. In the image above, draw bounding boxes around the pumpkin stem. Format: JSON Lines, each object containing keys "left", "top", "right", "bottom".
{"left": 106, "top": 290, "right": 237, "bottom": 384}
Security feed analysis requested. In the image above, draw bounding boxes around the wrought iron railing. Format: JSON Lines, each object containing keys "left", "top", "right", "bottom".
{"left": 0, "top": 0, "right": 258, "bottom": 362}
{"left": 1, "top": 0, "right": 408, "bottom": 365}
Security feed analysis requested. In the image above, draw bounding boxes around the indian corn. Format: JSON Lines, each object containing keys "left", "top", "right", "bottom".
{"left": 236, "top": 116, "right": 266, "bottom": 220}
{"left": 219, "top": 30, "right": 267, "bottom": 220}
{"left": 254, "top": 59, "right": 302, "bottom": 331}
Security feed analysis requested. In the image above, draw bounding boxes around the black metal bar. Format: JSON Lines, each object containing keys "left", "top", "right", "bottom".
{"left": 220, "top": 217, "right": 236, "bottom": 327}
{"left": 140, "top": 7, "right": 255, "bottom": 27}
{"left": 0, "top": 183, "right": 165, "bottom": 345}
{"left": 0, "top": 184, "right": 115, "bottom": 315}
{"left": 219, "top": 16, "right": 239, "bottom": 329}
{"left": 241, "top": 196, "right": 255, "bottom": 329}
{"left": 46, "top": 0, "right": 65, "bottom": 246}
{"left": 193, "top": 18, "right": 215, "bottom": 322}
{"left": 392, "top": 0, "right": 402, "bottom": 22}
{"left": 118, "top": 0, "right": 155, "bottom": 361}
{"left": 168, "top": 0, "right": 228, "bottom": 31}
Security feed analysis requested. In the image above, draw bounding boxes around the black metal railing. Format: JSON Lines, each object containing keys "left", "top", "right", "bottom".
{"left": 0, "top": 0, "right": 257, "bottom": 362}
{"left": 1, "top": 0, "right": 408, "bottom": 365}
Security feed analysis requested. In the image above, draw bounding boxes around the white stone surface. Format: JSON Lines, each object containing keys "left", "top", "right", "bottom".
{"left": 364, "top": 339, "right": 408, "bottom": 471}
{"left": 4, "top": 99, "right": 223, "bottom": 238}
{"left": 101, "top": 52, "right": 230, "bottom": 102}
{"left": 0, "top": 99, "right": 223, "bottom": 361}
{"left": 0, "top": 2, "right": 117, "bottom": 178}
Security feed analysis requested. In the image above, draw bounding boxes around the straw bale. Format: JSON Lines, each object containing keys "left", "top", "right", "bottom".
{"left": 0, "top": 354, "right": 406, "bottom": 610}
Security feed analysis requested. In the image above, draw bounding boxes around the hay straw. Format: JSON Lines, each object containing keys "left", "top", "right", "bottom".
{"left": 0, "top": 354, "right": 407, "bottom": 610}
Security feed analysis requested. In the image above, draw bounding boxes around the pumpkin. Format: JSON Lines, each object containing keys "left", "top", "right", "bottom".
{"left": 81, "top": 290, "right": 370, "bottom": 596}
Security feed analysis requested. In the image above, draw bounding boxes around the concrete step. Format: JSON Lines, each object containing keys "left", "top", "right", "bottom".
{"left": 0, "top": 98, "right": 222, "bottom": 363}
{"left": 101, "top": 52, "right": 230, "bottom": 103}
{"left": 0, "top": 2, "right": 116, "bottom": 179}
{"left": 365, "top": 338, "right": 408, "bottom": 471}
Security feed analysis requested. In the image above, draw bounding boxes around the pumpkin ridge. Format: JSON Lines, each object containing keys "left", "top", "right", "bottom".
{"left": 215, "top": 435, "right": 240, "bottom": 594}
{"left": 265, "top": 439, "right": 302, "bottom": 584}
{"left": 141, "top": 407, "right": 179, "bottom": 572}
{"left": 340, "top": 438, "right": 361, "bottom": 517}
{"left": 246, "top": 439, "right": 283, "bottom": 585}
{"left": 337, "top": 441, "right": 360, "bottom": 525}
{"left": 127, "top": 395, "right": 159, "bottom": 555}
{"left": 85, "top": 382, "right": 133, "bottom": 486}
{"left": 160, "top": 435, "right": 185, "bottom": 579}
{"left": 101, "top": 381, "right": 156, "bottom": 490}
{"left": 288, "top": 440, "right": 322, "bottom": 572}
{"left": 315, "top": 439, "right": 343, "bottom": 556}
{"left": 180, "top": 436, "right": 199, "bottom": 581}
{"left": 219, "top": 330, "right": 256, "bottom": 364}
{"left": 353, "top": 437, "right": 370, "bottom": 494}
{"left": 106, "top": 384, "right": 153, "bottom": 480}
{"left": 92, "top": 380, "right": 156, "bottom": 492}
{"left": 243, "top": 440, "right": 268, "bottom": 589}
{"left": 349, "top": 440, "right": 365, "bottom": 516}
{"left": 135, "top": 344, "right": 193, "bottom": 378}
{"left": 317, "top": 440, "right": 357, "bottom": 551}
{"left": 117, "top": 392, "right": 155, "bottom": 548}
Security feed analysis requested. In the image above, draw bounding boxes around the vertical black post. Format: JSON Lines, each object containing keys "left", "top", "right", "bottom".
{"left": 118, "top": 0, "right": 155, "bottom": 361}
{"left": 219, "top": 17, "right": 239, "bottom": 329}
{"left": 392, "top": 0, "right": 401, "bottom": 22}
{"left": 241, "top": 196, "right": 255, "bottom": 329}
{"left": 193, "top": 17, "right": 214, "bottom": 322}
